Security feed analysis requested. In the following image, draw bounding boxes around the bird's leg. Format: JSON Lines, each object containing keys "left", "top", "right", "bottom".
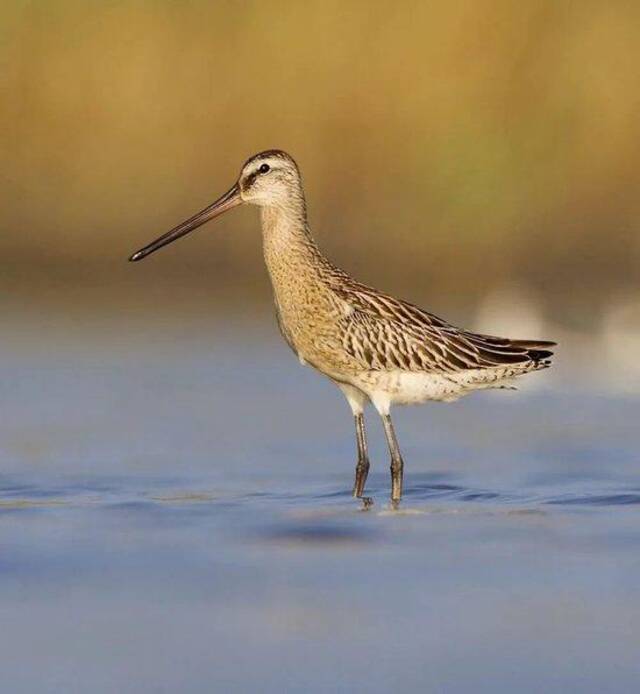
{"left": 337, "top": 383, "right": 373, "bottom": 509}
{"left": 381, "top": 413, "right": 404, "bottom": 508}
{"left": 352, "top": 413, "right": 372, "bottom": 509}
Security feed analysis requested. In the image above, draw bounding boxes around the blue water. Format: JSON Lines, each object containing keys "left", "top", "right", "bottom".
{"left": 1, "top": 323, "right": 639, "bottom": 693}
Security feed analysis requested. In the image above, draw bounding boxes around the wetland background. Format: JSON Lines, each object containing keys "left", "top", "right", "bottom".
{"left": 1, "top": 2, "right": 639, "bottom": 692}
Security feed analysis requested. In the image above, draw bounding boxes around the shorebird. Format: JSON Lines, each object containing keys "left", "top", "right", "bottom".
{"left": 130, "top": 150, "right": 555, "bottom": 508}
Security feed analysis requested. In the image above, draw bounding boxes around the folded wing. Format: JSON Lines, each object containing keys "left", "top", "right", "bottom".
{"left": 333, "top": 280, "right": 555, "bottom": 374}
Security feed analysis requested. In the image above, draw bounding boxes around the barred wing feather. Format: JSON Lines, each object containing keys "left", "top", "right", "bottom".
{"left": 333, "top": 282, "right": 555, "bottom": 374}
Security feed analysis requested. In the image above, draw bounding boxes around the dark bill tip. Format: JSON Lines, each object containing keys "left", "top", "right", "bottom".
{"left": 127, "top": 183, "right": 241, "bottom": 263}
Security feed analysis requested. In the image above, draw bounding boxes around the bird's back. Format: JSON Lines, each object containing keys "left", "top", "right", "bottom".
{"left": 321, "top": 265, "right": 555, "bottom": 383}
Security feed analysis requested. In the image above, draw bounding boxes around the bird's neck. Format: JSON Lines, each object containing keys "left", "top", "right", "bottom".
{"left": 258, "top": 196, "right": 335, "bottom": 332}
{"left": 259, "top": 198, "right": 323, "bottom": 275}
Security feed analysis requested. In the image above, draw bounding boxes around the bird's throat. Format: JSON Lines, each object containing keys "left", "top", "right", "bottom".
{"left": 259, "top": 201, "right": 326, "bottom": 326}
{"left": 260, "top": 201, "right": 316, "bottom": 265}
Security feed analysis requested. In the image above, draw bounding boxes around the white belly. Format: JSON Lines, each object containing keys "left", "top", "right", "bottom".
{"left": 352, "top": 368, "right": 514, "bottom": 409}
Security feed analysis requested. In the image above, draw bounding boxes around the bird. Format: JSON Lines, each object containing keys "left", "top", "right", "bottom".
{"left": 129, "top": 149, "right": 555, "bottom": 508}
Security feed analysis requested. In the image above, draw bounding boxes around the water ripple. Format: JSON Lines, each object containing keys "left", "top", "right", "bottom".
{"left": 544, "top": 492, "right": 640, "bottom": 507}
{"left": 1, "top": 475, "right": 639, "bottom": 514}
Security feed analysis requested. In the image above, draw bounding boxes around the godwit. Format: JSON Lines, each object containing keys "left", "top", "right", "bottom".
{"left": 130, "top": 150, "right": 555, "bottom": 508}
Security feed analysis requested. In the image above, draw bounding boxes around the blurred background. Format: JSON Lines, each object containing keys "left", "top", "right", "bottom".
{"left": 1, "top": 0, "right": 639, "bottom": 390}
{"left": 2, "top": 5, "right": 640, "bottom": 693}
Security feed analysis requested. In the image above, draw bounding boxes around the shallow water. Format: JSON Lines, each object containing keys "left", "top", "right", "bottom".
{"left": 1, "top": 324, "right": 639, "bottom": 693}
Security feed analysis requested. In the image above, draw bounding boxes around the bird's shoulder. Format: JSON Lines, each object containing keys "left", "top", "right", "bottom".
{"left": 331, "top": 276, "right": 450, "bottom": 332}
{"left": 330, "top": 278, "right": 466, "bottom": 372}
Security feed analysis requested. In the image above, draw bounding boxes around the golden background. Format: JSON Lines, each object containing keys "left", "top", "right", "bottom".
{"left": 2, "top": 1, "right": 639, "bottom": 333}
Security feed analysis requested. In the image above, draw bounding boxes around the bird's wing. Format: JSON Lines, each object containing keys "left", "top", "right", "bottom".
{"left": 333, "top": 281, "right": 555, "bottom": 373}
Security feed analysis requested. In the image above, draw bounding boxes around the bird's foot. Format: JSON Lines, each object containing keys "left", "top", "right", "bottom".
{"left": 359, "top": 496, "right": 374, "bottom": 511}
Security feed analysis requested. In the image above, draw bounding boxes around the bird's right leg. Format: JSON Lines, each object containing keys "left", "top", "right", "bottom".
{"left": 353, "top": 412, "right": 371, "bottom": 503}
{"left": 337, "top": 383, "right": 373, "bottom": 509}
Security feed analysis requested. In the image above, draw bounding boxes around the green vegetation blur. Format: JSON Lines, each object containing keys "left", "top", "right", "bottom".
{"left": 2, "top": 1, "right": 638, "bottom": 328}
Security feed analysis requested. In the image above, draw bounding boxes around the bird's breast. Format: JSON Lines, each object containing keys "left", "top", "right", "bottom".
{"left": 272, "top": 286, "right": 357, "bottom": 376}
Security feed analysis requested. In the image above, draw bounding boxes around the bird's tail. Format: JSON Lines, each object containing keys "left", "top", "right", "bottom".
{"left": 510, "top": 339, "right": 556, "bottom": 365}
{"left": 465, "top": 333, "right": 556, "bottom": 369}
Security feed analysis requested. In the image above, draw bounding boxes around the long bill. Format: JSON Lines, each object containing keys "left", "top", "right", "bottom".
{"left": 128, "top": 183, "right": 242, "bottom": 262}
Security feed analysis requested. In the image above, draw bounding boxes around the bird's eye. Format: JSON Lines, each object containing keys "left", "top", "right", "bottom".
{"left": 258, "top": 163, "right": 270, "bottom": 174}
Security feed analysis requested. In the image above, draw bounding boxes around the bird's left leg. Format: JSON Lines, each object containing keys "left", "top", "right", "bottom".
{"left": 371, "top": 396, "right": 404, "bottom": 509}
{"left": 381, "top": 413, "right": 404, "bottom": 508}
{"left": 337, "top": 383, "right": 373, "bottom": 509}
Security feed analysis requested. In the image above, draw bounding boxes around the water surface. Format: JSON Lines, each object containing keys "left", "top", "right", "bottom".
{"left": 1, "top": 325, "right": 638, "bottom": 693}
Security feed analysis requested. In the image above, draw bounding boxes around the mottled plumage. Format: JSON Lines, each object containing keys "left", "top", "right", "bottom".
{"left": 130, "top": 149, "right": 555, "bottom": 507}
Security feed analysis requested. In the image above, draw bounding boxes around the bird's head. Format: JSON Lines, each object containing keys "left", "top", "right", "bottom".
{"left": 238, "top": 150, "right": 302, "bottom": 207}
{"left": 129, "top": 149, "right": 301, "bottom": 262}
